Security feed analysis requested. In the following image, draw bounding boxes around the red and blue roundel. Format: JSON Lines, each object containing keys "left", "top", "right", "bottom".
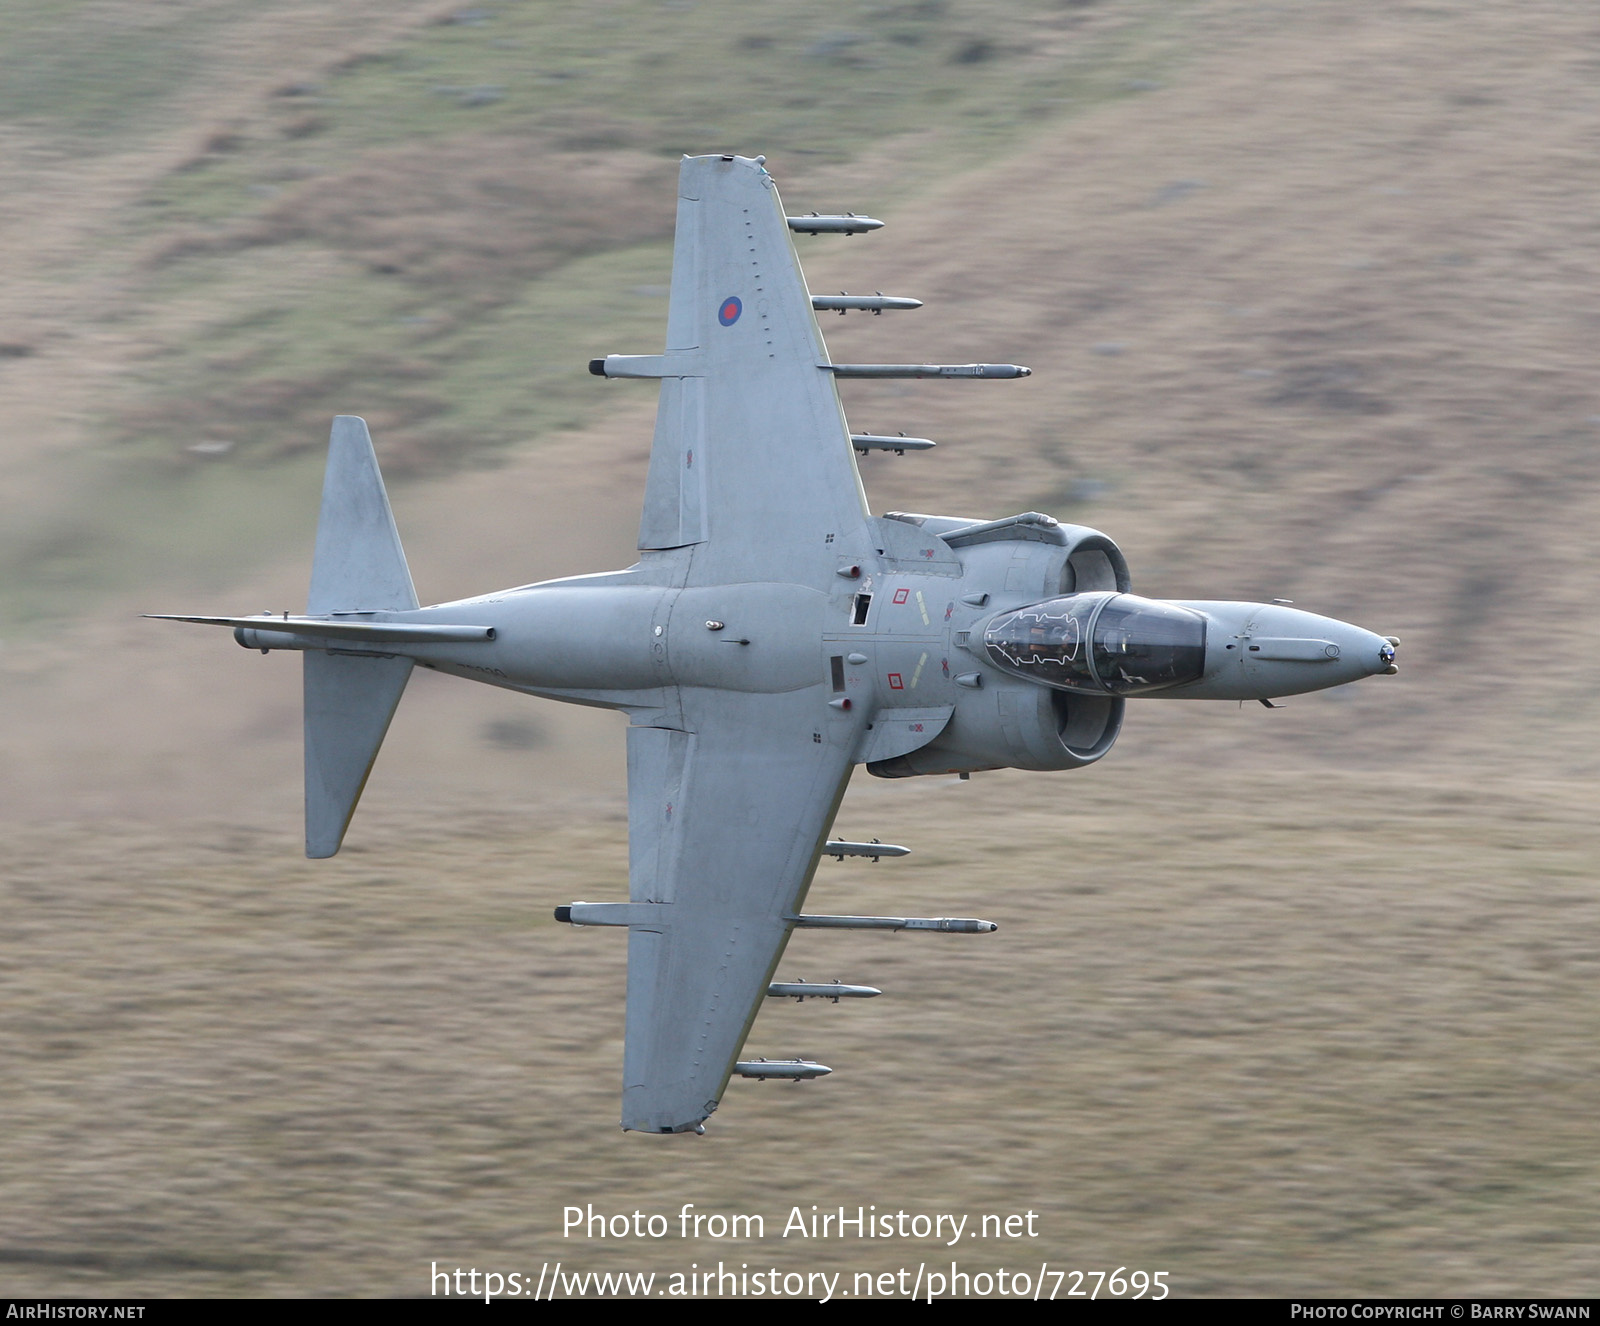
{"left": 717, "top": 295, "right": 742, "bottom": 326}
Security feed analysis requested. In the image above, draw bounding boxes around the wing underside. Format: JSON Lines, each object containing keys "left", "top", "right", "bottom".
{"left": 634, "top": 154, "right": 874, "bottom": 586}
{"left": 614, "top": 155, "right": 879, "bottom": 1133}
{"left": 620, "top": 688, "right": 862, "bottom": 1133}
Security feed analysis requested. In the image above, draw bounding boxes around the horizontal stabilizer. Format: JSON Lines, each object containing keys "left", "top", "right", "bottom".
{"left": 304, "top": 651, "right": 412, "bottom": 858}
{"left": 301, "top": 418, "right": 418, "bottom": 856}
{"left": 149, "top": 419, "right": 423, "bottom": 859}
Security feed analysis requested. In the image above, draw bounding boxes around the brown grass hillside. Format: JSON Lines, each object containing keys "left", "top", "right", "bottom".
{"left": 0, "top": 0, "right": 1596, "bottom": 1299}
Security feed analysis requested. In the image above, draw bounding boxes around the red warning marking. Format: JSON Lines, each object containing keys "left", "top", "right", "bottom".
{"left": 892, "top": 588, "right": 910, "bottom": 604}
{"left": 888, "top": 673, "right": 904, "bottom": 690}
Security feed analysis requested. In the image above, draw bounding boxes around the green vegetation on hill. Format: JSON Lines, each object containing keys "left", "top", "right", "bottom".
{"left": 0, "top": 1, "right": 1193, "bottom": 620}
{"left": 0, "top": 0, "right": 226, "bottom": 140}
{"left": 120, "top": 0, "right": 1188, "bottom": 468}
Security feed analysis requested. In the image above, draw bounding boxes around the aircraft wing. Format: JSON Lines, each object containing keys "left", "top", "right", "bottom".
{"left": 603, "top": 153, "right": 874, "bottom": 586}
{"left": 596, "top": 155, "right": 880, "bottom": 1132}
{"left": 618, "top": 686, "right": 864, "bottom": 1133}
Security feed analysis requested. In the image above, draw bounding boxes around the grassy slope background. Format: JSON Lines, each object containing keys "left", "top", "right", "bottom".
{"left": 0, "top": 0, "right": 1597, "bottom": 1298}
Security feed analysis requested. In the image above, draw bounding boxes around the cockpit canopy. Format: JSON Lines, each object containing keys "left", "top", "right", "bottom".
{"left": 983, "top": 593, "right": 1207, "bottom": 696}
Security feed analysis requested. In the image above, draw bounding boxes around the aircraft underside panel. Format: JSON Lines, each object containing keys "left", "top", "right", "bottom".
{"left": 638, "top": 378, "right": 708, "bottom": 551}
{"left": 853, "top": 704, "right": 955, "bottom": 766}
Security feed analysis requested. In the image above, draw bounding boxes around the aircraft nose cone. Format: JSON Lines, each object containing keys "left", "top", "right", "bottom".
{"left": 1165, "top": 600, "right": 1400, "bottom": 700}
{"left": 1254, "top": 605, "right": 1393, "bottom": 681}
{"left": 1325, "top": 617, "right": 1398, "bottom": 678}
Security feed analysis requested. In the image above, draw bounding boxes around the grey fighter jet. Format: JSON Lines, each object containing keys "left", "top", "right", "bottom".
{"left": 153, "top": 153, "right": 1398, "bottom": 1136}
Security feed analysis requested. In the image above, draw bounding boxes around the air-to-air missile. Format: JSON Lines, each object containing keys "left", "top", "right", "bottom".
{"left": 823, "top": 838, "right": 912, "bottom": 861}
{"left": 785, "top": 213, "right": 883, "bottom": 235}
{"left": 735, "top": 1059, "right": 833, "bottom": 1080}
{"left": 812, "top": 293, "right": 924, "bottom": 315}
{"left": 849, "top": 434, "right": 937, "bottom": 454}
{"left": 829, "top": 362, "right": 1032, "bottom": 379}
{"left": 766, "top": 981, "right": 883, "bottom": 1002}
{"left": 791, "top": 914, "right": 999, "bottom": 934}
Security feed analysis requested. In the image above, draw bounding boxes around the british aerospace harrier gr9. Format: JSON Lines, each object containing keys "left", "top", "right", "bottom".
{"left": 153, "top": 153, "right": 1399, "bottom": 1136}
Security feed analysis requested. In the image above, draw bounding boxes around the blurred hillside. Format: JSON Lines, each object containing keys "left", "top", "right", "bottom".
{"left": 0, "top": 0, "right": 1595, "bottom": 819}
{"left": 0, "top": 0, "right": 1597, "bottom": 1300}
{"left": 0, "top": 0, "right": 1178, "bottom": 618}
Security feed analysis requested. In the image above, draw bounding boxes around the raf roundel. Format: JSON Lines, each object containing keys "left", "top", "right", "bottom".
{"left": 717, "top": 295, "right": 743, "bottom": 327}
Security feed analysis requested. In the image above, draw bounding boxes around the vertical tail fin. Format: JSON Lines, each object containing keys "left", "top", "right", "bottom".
{"left": 302, "top": 416, "right": 416, "bottom": 858}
